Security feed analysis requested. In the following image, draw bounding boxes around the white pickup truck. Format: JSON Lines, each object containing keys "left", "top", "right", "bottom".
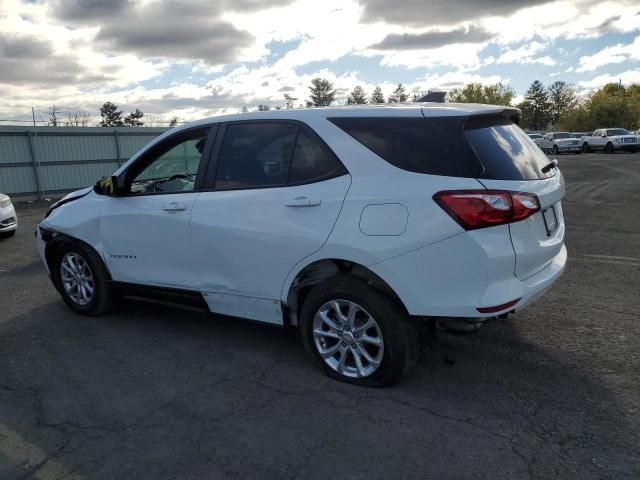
{"left": 538, "top": 132, "right": 582, "bottom": 154}
{"left": 580, "top": 128, "right": 639, "bottom": 153}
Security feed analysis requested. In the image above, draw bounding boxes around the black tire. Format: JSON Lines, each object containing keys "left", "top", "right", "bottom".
{"left": 605, "top": 142, "right": 614, "bottom": 154}
{"left": 299, "top": 275, "right": 420, "bottom": 387}
{"left": 51, "top": 241, "right": 113, "bottom": 316}
{"left": 582, "top": 143, "right": 590, "bottom": 153}
{"left": 552, "top": 145, "right": 559, "bottom": 155}
{"left": 0, "top": 230, "right": 16, "bottom": 238}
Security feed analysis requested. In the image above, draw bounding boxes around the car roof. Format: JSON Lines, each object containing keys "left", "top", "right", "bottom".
{"left": 173, "top": 102, "right": 518, "bottom": 132}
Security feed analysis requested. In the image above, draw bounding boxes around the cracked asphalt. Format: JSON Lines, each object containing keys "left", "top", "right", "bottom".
{"left": 1, "top": 152, "right": 639, "bottom": 479}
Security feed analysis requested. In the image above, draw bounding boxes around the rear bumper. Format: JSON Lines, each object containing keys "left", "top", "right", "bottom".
{"left": 369, "top": 230, "right": 567, "bottom": 318}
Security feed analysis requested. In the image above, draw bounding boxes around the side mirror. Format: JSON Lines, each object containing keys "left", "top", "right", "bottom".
{"left": 94, "top": 175, "right": 119, "bottom": 195}
{"left": 601, "top": 133, "right": 606, "bottom": 137}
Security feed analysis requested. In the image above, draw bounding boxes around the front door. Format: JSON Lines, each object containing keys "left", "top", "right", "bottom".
{"left": 190, "top": 121, "right": 351, "bottom": 323}
{"left": 100, "top": 126, "right": 214, "bottom": 289}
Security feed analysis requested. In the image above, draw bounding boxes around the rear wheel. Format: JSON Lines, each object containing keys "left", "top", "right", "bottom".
{"left": 552, "top": 145, "right": 559, "bottom": 155}
{"left": 52, "top": 242, "right": 112, "bottom": 315}
{"left": 299, "top": 275, "right": 420, "bottom": 387}
{"left": 605, "top": 142, "right": 614, "bottom": 154}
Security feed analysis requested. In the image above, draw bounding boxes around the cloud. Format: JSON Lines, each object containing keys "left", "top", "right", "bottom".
{"left": 49, "top": 0, "right": 129, "bottom": 21}
{"left": 359, "top": 0, "right": 554, "bottom": 26}
{"left": 495, "top": 41, "right": 556, "bottom": 65}
{"left": 0, "top": 32, "right": 97, "bottom": 85}
{"left": 370, "top": 25, "right": 494, "bottom": 50}
{"left": 576, "top": 35, "right": 640, "bottom": 72}
{"left": 579, "top": 69, "right": 640, "bottom": 89}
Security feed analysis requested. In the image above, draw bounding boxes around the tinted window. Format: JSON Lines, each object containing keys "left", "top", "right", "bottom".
{"left": 289, "top": 128, "right": 346, "bottom": 183}
{"left": 329, "top": 117, "right": 472, "bottom": 177}
{"left": 465, "top": 116, "right": 553, "bottom": 180}
{"left": 130, "top": 130, "right": 208, "bottom": 194}
{"left": 215, "top": 123, "right": 296, "bottom": 189}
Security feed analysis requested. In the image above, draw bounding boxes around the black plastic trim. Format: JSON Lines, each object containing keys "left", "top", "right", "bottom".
{"left": 109, "top": 281, "right": 209, "bottom": 311}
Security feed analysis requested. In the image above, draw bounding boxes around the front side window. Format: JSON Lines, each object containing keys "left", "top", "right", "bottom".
{"left": 130, "top": 129, "right": 209, "bottom": 194}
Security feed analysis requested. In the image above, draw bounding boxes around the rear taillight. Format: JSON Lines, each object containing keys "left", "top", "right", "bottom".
{"left": 433, "top": 190, "right": 540, "bottom": 230}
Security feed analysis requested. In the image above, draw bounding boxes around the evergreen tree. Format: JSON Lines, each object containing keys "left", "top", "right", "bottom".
{"left": 347, "top": 85, "right": 368, "bottom": 105}
{"left": 169, "top": 117, "right": 179, "bottom": 127}
{"left": 124, "top": 108, "right": 144, "bottom": 127}
{"left": 100, "top": 102, "right": 124, "bottom": 127}
{"left": 370, "top": 86, "right": 385, "bottom": 104}
{"left": 387, "top": 83, "right": 409, "bottom": 103}
{"left": 308, "top": 78, "right": 336, "bottom": 106}
{"left": 257, "top": 104, "right": 271, "bottom": 111}
{"left": 518, "top": 80, "right": 551, "bottom": 130}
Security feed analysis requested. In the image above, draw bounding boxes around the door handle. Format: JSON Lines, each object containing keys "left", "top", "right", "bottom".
{"left": 162, "top": 202, "right": 187, "bottom": 211}
{"left": 285, "top": 197, "right": 321, "bottom": 207}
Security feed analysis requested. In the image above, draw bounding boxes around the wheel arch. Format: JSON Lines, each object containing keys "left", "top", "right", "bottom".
{"left": 41, "top": 229, "right": 112, "bottom": 281}
{"left": 283, "top": 258, "right": 407, "bottom": 326}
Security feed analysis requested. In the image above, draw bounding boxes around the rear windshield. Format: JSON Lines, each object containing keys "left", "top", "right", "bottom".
{"left": 328, "top": 117, "right": 472, "bottom": 177}
{"left": 465, "top": 116, "right": 553, "bottom": 180}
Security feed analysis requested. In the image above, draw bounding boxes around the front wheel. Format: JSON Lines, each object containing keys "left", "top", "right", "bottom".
{"left": 605, "top": 142, "right": 614, "bottom": 154}
{"left": 582, "top": 143, "right": 590, "bottom": 153}
{"left": 52, "top": 242, "right": 113, "bottom": 315}
{"left": 552, "top": 145, "right": 559, "bottom": 155}
{"left": 299, "top": 275, "right": 420, "bottom": 387}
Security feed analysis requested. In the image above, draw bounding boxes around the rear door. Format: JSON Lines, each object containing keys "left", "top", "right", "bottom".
{"left": 190, "top": 121, "right": 350, "bottom": 323}
{"left": 463, "top": 116, "right": 565, "bottom": 279}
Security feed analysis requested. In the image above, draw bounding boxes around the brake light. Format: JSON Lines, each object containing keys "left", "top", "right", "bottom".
{"left": 433, "top": 190, "right": 540, "bottom": 230}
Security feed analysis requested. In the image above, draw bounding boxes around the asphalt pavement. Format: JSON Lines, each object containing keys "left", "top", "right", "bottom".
{"left": 1, "top": 152, "right": 639, "bottom": 479}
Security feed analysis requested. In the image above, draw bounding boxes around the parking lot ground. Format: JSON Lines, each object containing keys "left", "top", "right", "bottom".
{"left": 1, "top": 152, "right": 639, "bottom": 479}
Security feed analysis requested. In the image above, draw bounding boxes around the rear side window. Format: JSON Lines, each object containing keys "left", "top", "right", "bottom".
{"left": 465, "top": 116, "right": 553, "bottom": 180}
{"left": 214, "top": 122, "right": 346, "bottom": 190}
{"left": 328, "top": 117, "right": 472, "bottom": 177}
{"left": 289, "top": 128, "right": 346, "bottom": 184}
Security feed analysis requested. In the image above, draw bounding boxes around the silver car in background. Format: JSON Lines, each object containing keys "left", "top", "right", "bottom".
{"left": 0, "top": 193, "right": 18, "bottom": 238}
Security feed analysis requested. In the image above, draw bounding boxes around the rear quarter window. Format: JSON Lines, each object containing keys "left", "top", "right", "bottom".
{"left": 328, "top": 117, "right": 473, "bottom": 177}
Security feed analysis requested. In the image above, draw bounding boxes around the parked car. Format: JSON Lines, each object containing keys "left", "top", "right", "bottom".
{"left": 0, "top": 193, "right": 17, "bottom": 238}
{"left": 37, "top": 104, "right": 567, "bottom": 386}
{"left": 539, "top": 132, "right": 582, "bottom": 154}
{"left": 527, "top": 133, "right": 546, "bottom": 150}
{"left": 580, "top": 128, "right": 639, "bottom": 153}
{"left": 572, "top": 132, "right": 591, "bottom": 139}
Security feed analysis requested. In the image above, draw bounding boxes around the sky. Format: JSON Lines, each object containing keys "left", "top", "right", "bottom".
{"left": 0, "top": 0, "right": 639, "bottom": 125}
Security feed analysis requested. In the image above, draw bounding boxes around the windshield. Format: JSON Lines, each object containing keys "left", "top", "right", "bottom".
{"left": 607, "top": 129, "right": 630, "bottom": 136}
{"left": 553, "top": 132, "right": 571, "bottom": 139}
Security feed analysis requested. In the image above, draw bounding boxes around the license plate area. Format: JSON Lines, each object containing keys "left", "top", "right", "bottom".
{"left": 542, "top": 204, "right": 559, "bottom": 236}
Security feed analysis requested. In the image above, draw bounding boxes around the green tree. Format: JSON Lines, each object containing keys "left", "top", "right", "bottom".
{"left": 370, "top": 86, "right": 385, "bottom": 104}
{"left": 518, "top": 80, "right": 552, "bottom": 130}
{"left": 124, "top": 108, "right": 144, "bottom": 127}
{"left": 100, "top": 102, "right": 124, "bottom": 127}
{"left": 308, "top": 78, "right": 336, "bottom": 106}
{"left": 547, "top": 81, "right": 578, "bottom": 125}
{"left": 387, "top": 83, "right": 409, "bottom": 103}
{"left": 447, "top": 83, "right": 514, "bottom": 105}
{"left": 347, "top": 85, "right": 368, "bottom": 105}
{"left": 257, "top": 104, "right": 271, "bottom": 111}
{"left": 169, "top": 117, "right": 179, "bottom": 128}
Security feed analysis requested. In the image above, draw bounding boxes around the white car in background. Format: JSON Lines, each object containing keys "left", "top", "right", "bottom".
{"left": 580, "top": 128, "right": 639, "bottom": 153}
{"left": 37, "top": 104, "right": 567, "bottom": 386}
{"left": 0, "top": 193, "right": 18, "bottom": 238}
{"left": 539, "top": 132, "right": 582, "bottom": 155}
{"left": 527, "top": 133, "right": 545, "bottom": 150}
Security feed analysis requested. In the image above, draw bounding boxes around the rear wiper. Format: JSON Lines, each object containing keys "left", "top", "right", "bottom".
{"left": 541, "top": 159, "right": 558, "bottom": 174}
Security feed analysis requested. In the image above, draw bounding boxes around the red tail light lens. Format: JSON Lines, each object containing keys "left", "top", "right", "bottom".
{"left": 433, "top": 190, "right": 540, "bottom": 230}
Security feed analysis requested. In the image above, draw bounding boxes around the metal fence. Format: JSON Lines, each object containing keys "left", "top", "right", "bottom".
{"left": 0, "top": 126, "right": 168, "bottom": 201}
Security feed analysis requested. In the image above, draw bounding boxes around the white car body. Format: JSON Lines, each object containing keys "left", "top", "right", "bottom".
{"left": 37, "top": 104, "right": 566, "bottom": 324}
{"left": 538, "top": 132, "right": 582, "bottom": 154}
{"left": 0, "top": 193, "right": 18, "bottom": 236}
{"left": 580, "top": 128, "right": 639, "bottom": 152}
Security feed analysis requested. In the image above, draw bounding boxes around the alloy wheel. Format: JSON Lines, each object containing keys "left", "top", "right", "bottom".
{"left": 60, "top": 252, "right": 95, "bottom": 306}
{"left": 312, "top": 299, "right": 384, "bottom": 378}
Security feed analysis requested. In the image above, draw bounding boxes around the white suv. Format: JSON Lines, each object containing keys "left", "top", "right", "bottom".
{"left": 37, "top": 104, "right": 567, "bottom": 386}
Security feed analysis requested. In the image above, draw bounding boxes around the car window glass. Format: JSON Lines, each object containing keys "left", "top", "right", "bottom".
{"left": 215, "top": 123, "right": 296, "bottom": 190}
{"left": 130, "top": 132, "right": 207, "bottom": 194}
{"left": 289, "top": 128, "right": 346, "bottom": 184}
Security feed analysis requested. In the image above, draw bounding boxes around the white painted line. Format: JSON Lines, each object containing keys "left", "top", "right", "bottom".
{"left": 0, "top": 424, "right": 81, "bottom": 480}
